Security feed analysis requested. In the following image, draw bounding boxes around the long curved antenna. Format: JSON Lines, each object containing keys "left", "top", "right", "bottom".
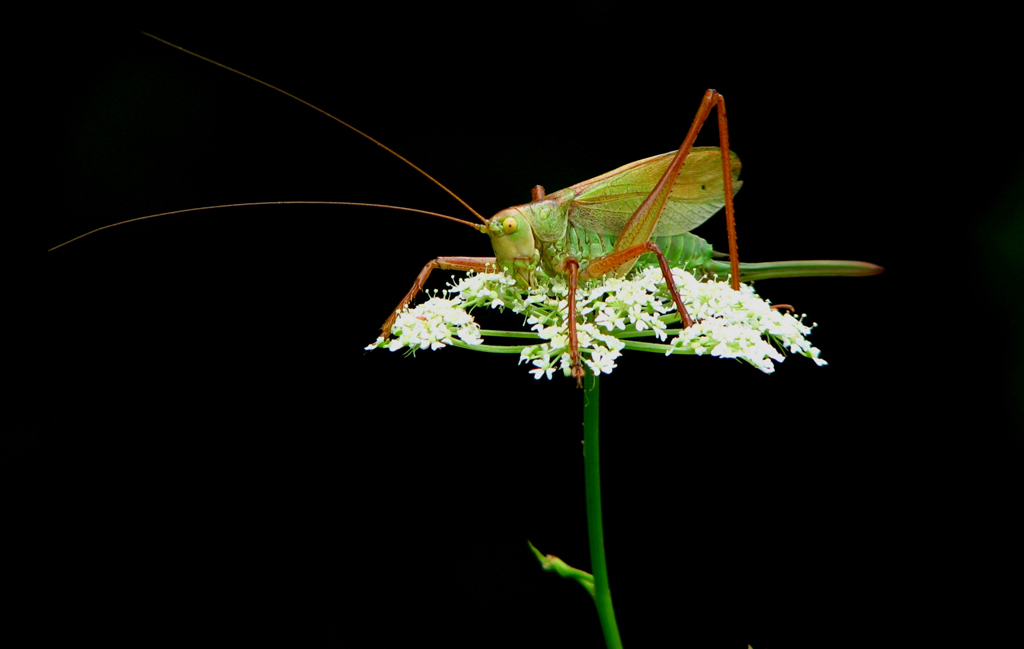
{"left": 142, "top": 32, "right": 489, "bottom": 225}
{"left": 49, "top": 202, "right": 483, "bottom": 252}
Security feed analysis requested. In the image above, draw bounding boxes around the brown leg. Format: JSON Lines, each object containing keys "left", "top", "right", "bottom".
{"left": 607, "top": 89, "right": 741, "bottom": 294}
{"left": 715, "top": 94, "right": 740, "bottom": 291}
{"left": 564, "top": 258, "right": 585, "bottom": 387}
{"left": 380, "top": 256, "right": 497, "bottom": 337}
{"left": 581, "top": 241, "right": 695, "bottom": 329}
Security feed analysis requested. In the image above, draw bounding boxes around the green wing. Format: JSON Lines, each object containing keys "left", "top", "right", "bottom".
{"left": 563, "top": 147, "right": 741, "bottom": 237}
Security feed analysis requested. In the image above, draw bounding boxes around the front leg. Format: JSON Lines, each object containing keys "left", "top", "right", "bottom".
{"left": 381, "top": 256, "right": 497, "bottom": 337}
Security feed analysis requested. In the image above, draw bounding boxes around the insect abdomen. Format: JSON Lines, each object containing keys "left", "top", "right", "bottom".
{"left": 566, "top": 225, "right": 716, "bottom": 277}
{"left": 639, "top": 232, "right": 715, "bottom": 274}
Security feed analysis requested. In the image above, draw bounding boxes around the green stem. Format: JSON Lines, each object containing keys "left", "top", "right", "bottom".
{"left": 476, "top": 329, "right": 543, "bottom": 339}
{"left": 583, "top": 370, "right": 623, "bottom": 649}
{"left": 448, "top": 340, "right": 530, "bottom": 354}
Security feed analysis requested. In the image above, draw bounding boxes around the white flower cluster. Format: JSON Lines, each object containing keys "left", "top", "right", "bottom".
{"left": 365, "top": 295, "right": 484, "bottom": 352}
{"left": 660, "top": 268, "right": 826, "bottom": 372}
{"left": 366, "top": 267, "right": 826, "bottom": 379}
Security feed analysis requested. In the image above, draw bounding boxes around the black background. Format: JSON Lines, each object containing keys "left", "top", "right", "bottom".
{"left": 21, "top": 12, "right": 1023, "bottom": 647}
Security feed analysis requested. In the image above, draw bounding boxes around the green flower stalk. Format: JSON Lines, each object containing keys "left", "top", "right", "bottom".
{"left": 366, "top": 266, "right": 828, "bottom": 648}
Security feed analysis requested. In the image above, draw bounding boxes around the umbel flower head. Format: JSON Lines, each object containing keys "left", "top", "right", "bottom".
{"left": 366, "top": 267, "right": 827, "bottom": 380}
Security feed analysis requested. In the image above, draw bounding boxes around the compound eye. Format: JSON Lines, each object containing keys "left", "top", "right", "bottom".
{"left": 502, "top": 216, "right": 518, "bottom": 235}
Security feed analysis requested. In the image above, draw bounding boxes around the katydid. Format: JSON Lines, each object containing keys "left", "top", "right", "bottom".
{"left": 51, "top": 35, "right": 883, "bottom": 387}
{"left": 377, "top": 88, "right": 883, "bottom": 384}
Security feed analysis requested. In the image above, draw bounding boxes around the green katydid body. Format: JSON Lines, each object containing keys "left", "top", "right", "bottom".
{"left": 484, "top": 147, "right": 880, "bottom": 289}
